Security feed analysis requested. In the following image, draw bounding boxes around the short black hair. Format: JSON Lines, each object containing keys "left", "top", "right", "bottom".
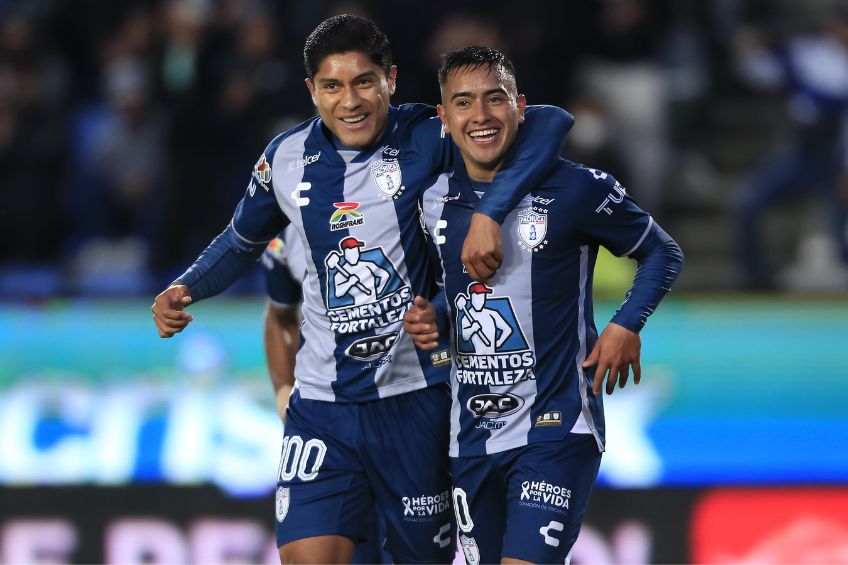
{"left": 437, "top": 46, "right": 517, "bottom": 87}
{"left": 303, "top": 14, "right": 392, "bottom": 79}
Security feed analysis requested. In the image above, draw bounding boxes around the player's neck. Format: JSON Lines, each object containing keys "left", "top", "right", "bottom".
{"left": 465, "top": 161, "right": 502, "bottom": 183}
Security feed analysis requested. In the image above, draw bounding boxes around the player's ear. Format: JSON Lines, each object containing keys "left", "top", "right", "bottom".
{"left": 436, "top": 104, "right": 450, "bottom": 133}
{"left": 305, "top": 78, "right": 318, "bottom": 106}
{"left": 517, "top": 94, "right": 527, "bottom": 124}
{"left": 387, "top": 65, "right": 397, "bottom": 95}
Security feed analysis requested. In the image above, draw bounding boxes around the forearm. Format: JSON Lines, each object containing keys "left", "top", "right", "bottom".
{"left": 263, "top": 303, "right": 298, "bottom": 413}
{"left": 611, "top": 226, "right": 684, "bottom": 333}
{"left": 175, "top": 224, "right": 268, "bottom": 301}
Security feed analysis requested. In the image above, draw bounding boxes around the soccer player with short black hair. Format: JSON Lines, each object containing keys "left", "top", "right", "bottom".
{"left": 405, "top": 46, "right": 684, "bottom": 564}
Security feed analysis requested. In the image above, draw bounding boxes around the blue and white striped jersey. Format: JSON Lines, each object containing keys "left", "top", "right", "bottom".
{"left": 182, "top": 104, "right": 572, "bottom": 403}
{"left": 422, "top": 160, "right": 683, "bottom": 457}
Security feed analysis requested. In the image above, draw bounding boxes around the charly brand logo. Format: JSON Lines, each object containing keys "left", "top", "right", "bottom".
{"left": 432, "top": 523, "right": 451, "bottom": 549}
{"left": 540, "top": 520, "right": 564, "bottom": 547}
{"left": 370, "top": 158, "right": 405, "bottom": 199}
{"left": 329, "top": 202, "right": 365, "bottom": 231}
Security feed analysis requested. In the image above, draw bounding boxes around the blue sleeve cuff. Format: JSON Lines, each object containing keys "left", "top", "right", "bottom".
{"left": 610, "top": 225, "right": 684, "bottom": 333}
{"left": 175, "top": 224, "right": 269, "bottom": 302}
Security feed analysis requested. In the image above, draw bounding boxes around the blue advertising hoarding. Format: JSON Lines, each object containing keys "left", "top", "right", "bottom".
{"left": 1, "top": 297, "right": 846, "bottom": 493}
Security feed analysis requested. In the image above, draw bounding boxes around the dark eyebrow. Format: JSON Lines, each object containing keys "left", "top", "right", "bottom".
{"left": 450, "top": 87, "right": 508, "bottom": 102}
{"left": 317, "top": 71, "right": 379, "bottom": 86}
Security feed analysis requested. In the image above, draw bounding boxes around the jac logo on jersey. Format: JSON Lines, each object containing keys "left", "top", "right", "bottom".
{"left": 345, "top": 332, "right": 398, "bottom": 361}
{"left": 466, "top": 393, "right": 524, "bottom": 418}
{"left": 371, "top": 158, "right": 405, "bottom": 199}
{"left": 475, "top": 420, "right": 507, "bottom": 430}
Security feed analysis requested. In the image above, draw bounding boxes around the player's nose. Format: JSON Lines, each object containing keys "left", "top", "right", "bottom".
{"left": 341, "top": 86, "right": 362, "bottom": 109}
{"left": 470, "top": 99, "right": 491, "bottom": 123}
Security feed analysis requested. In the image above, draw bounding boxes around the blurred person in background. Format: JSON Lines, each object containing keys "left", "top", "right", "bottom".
{"left": 261, "top": 226, "right": 391, "bottom": 563}
{"left": 0, "top": 11, "right": 70, "bottom": 268}
{"left": 731, "top": 2, "right": 848, "bottom": 290}
{"left": 64, "top": 53, "right": 167, "bottom": 294}
{"left": 151, "top": 13, "right": 572, "bottom": 564}
{"left": 575, "top": 0, "right": 673, "bottom": 217}
{"left": 153, "top": 0, "right": 306, "bottom": 281}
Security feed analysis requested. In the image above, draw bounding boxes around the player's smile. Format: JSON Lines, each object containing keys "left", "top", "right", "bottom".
{"left": 468, "top": 127, "right": 501, "bottom": 144}
{"left": 306, "top": 51, "right": 397, "bottom": 149}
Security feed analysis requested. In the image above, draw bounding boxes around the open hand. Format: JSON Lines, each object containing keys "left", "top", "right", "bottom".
{"left": 582, "top": 322, "right": 641, "bottom": 395}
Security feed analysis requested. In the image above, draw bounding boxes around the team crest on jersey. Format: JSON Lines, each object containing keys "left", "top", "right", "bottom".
{"left": 275, "top": 486, "right": 289, "bottom": 522}
{"left": 459, "top": 535, "right": 480, "bottom": 565}
{"left": 517, "top": 209, "right": 548, "bottom": 252}
{"left": 329, "top": 202, "right": 365, "bottom": 231}
{"left": 324, "top": 237, "right": 412, "bottom": 336}
{"left": 253, "top": 154, "right": 272, "bottom": 190}
{"left": 370, "top": 158, "right": 405, "bottom": 199}
{"left": 453, "top": 282, "right": 535, "bottom": 386}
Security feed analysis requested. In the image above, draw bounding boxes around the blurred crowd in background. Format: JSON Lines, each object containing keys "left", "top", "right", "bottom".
{"left": 2, "top": 0, "right": 848, "bottom": 298}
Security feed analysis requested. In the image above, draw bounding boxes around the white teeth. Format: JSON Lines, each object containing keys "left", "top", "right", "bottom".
{"left": 469, "top": 129, "right": 498, "bottom": 138}
{"left": 342, "top": 115, "right": 367, "bottom": 124}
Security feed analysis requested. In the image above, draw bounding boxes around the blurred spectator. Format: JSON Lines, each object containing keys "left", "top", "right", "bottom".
{"left": 152, "top": 0, "right": 304, "bottom": 280}
{"left": 0, "top": 13, "right": 70, "bottom": 265}
{"left": 731, "top": 4, "right": 848, "bottom": 290}
{"left": 64, "top": 55, "right": 167, "bottom": 293}
{"left": 574, "top": 0, "right": 673, "bottom": 216}
{"left": 10, "top": 0, "right": 847, "bottom": 295}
